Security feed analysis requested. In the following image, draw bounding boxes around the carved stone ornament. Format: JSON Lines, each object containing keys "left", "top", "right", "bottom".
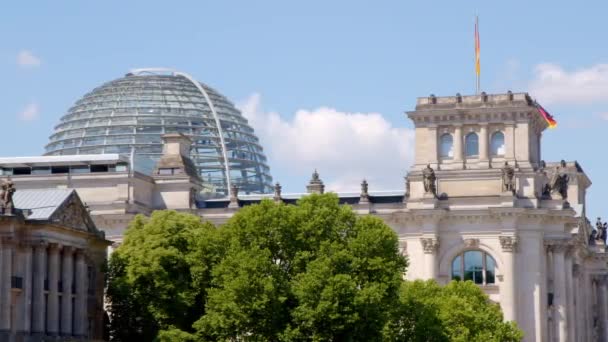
{"left": 420, "top": 237, "right": 439, "bottom": 254}
{"left": 499, "top": 236, "right": 518, "bottom": 252}
{"left": 51, "top": 193, "right": 96, "bottom": 232}
{"left": 464, "top": 238, "right": 480, "bottom": 248}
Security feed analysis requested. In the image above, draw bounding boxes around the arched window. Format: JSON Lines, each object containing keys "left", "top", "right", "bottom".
{"left": 451, "top": 250, "right": 496, "bottom": 285}
{"left": 490, "top": 131, "right": 505, "bottom": 156}
{"left": 465, "top": 132, "right": 479, "bottom": 157}
{"left": 439, "top": 133, "right": 454, "bottom": 158}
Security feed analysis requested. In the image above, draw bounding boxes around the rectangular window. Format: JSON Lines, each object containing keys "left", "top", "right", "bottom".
{"left": 90, "top": 164, "right": 109, "bottom": 173}
{"left": 32, "top": 167, "right": 51, "bottom": 175}
{"left": 51, "top": 166, "right": 70, "bottom": 174}
{"left": 13, "top": 168, "right": 31, "bottom": 175}
{"left": 115, "top": 163, "right": 128, "bottom": 172}
{"left": 70, "top": 166, "right": 90, "bottom": 174}
{"left": 158, "top": 168, "right": 175, "bottom": 175}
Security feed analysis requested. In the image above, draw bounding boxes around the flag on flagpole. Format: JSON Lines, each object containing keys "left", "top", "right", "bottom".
{"left": 535, "top": 101, "right": 558, "bottom": 129}
{"left": 475, "top": 16, "right": 480, "bottom": 93}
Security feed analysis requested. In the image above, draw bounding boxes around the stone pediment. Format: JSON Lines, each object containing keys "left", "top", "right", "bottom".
{"left": 50, "top": 192, "right": 97, "bottom": 233}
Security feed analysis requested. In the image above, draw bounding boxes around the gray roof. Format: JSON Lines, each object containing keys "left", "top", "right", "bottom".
{"left": 13, "top": 188, "right": 75, "bottom": 220}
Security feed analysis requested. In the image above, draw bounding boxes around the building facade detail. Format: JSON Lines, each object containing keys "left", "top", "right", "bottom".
{"left": 0, "top": 186, "right": 109, "bottom": 341}
{"left": 0, "top": 92, "right": 605, "bottom": 341}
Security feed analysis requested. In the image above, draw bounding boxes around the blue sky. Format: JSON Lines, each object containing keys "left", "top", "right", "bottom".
{"left": 2, "top": 1, "right": 608, "bottom": 219}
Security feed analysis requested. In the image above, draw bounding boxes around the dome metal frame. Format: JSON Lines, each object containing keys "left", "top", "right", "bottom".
{"left": 45, "top": 68, "right": 272, "bottom": 195}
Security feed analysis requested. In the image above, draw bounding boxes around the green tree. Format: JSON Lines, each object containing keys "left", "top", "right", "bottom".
{"left": 195, "top": 194, "right": 408, "bottom": 341}
{"left": 107, "top": 211, "right": 224, "bottom": 340}
{"left": 386, "top": 280, "right": 523, "bottom": 342}
{"left": 107, "top": 194, "right": 522, "bottom": 341}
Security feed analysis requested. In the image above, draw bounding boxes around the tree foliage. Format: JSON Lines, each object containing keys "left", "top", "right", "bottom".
{"left": 107, "top": 194, "right": 522, "bottom": 341}
{"left": 385, "top": 280, "right": 523, "bottom": 342}
{"left": 106, "top": 211, "right": 223, "bottom": 340}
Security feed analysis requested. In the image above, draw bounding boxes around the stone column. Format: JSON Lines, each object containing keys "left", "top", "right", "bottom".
{"left": 46, "top": 243, "right": 60, "bottom": 335}
{"left": 420, "top": 237, "right": 439, "bottom": 280}
{"left": 18, "top": 243, "right": 33, "bottom": 334}
{"left": 601, "top": 276, "right": 608, "bottom": 342}
{"left": 479, "top": 123, "right": 489, "bottom": 163}
{"left": 565, "top": 256, "right": 575, "bottom": 342}
{"left": 572, "top": 265, "right": 585, "bottom": 342}
{"left": 61, "top": 246, "right": 74, "bottom": 336}
{"left": 453, "top": 125, "right": 463, "bottom": 163}
{"left": 552, "top": 243, "right": 568, "bottom": 342}
{"left": 31, "top": 241, "right": 47, "bottom": 335}
{"left": 499, "top": 235, "right": 518, "bottom": 322}
{"left": 0, "top": 237, "right": 13, "bottom": 332}
{"left": 74, "top": 249, "right": 88, "bottom": 337}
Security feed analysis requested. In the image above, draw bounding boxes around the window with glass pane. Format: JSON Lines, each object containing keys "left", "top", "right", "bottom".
{"left": 465, "top": 132, "right": 479, "bottom": 157}
{"left": 464, "top": 251, "right": 483, "bottom": 284}
{"left": 439, "top": 133, "right": 454, "bottom": 158}
{"left": 490, "top": 131, "right": 505, "bottom": 156}
{"left": 485, "top": 254, "right": 496, "bottom": 284}
{"left": 451, "top": 255, "right": 462, "bottom": 281}
{"left": 452, "top": 250, "right": 496, "bottom": 285}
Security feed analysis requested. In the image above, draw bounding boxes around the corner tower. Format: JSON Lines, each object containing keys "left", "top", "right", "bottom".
{"left": 407, "top": 92, "right": 546, "bottom": 171}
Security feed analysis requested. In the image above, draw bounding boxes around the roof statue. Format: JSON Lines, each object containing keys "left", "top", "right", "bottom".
{"left": 422, "top": 164, "right": 437, "bottom": 196}
{"left": 0, "top": 179, "right": 16, "bottom": 215}
{"left": 501, "top": 162, "right": 515, "bottom": 194}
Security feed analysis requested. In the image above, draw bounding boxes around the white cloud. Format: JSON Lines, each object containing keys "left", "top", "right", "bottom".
{"left": 528, "top": 63, "right": 608, "bottom": 105}
{"left": 16, "top": 50, "right": 41, "bottom": 68}
{"left": 18, "top": 103, "right": 39, "bottom": 121}
{"left": 239, "top": 94, "right": 414, "bottom": 192}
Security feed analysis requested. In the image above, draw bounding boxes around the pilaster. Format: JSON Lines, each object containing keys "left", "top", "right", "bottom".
{"left": 546, "top": 240, "right": 571, "bottom": 342}
{"left": 453, "top": 124, "right": 463, "bottom": 166}
{"left": 479, "top": 123, "right": 489, "bottom": 166}
{"left": 420, "top": 237, "right": 439, "bottom": 280}
{"left": 499, "top": 235, "right": 518, "bottom": 322}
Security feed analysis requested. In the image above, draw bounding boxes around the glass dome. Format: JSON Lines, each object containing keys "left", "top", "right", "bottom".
{"left": 45, "top": 68, "right": 273, "bottom": 195}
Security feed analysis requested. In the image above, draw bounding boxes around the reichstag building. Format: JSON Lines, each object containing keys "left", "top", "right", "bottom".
{"left": 0, "top": 68, "right": 606, "bottom": 341}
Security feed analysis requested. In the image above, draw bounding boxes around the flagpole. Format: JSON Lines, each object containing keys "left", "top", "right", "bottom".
{"left": 475, "top": 15, "right": 480, "bottom": 94}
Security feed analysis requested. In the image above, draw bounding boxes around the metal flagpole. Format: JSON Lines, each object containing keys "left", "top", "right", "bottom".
{"left": 475, "top": 15, "right": 480, "bottom": 94}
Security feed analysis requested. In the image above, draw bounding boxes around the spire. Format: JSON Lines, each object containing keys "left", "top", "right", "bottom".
{"left": 228, "top": 183, "right": 239, "bottom": 208}
{"left": 273, "top": 182, "right": 282, "bottom": 203}
{"left": 306, "top": 169, "right": 325, "bottom": 194}
{"left": 359, "top": 179, "right": 369, "bottom": 204}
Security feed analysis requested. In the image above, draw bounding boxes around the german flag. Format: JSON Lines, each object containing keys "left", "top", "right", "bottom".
{"left": 535, "top": 101, "right": 557, "bottom": 129}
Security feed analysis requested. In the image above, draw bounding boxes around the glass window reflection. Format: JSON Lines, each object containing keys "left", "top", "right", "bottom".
{"left": 452, "top": 250, "right": 496, "bottom": 285}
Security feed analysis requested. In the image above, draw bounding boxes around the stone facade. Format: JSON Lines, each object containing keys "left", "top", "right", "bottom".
{"left": 0, "top": 94, "right": 606, "bottom": 341}
{"left": 0, "top": 188, "right": 109, "bottom": 341}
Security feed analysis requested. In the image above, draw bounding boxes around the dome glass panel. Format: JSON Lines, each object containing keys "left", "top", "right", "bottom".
{"left": 45, "top": 69, "right": 273, "bottom": 195}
